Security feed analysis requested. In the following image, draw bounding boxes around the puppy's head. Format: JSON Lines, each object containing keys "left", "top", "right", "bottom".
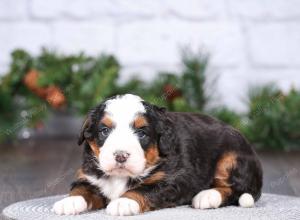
{"left": 78, "top": 94, "right": 166, "bottom": 178}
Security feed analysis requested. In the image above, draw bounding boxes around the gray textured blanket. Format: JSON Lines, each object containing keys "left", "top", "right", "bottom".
{"left": 3, "top": 193, "right": 300, "bottom": 220}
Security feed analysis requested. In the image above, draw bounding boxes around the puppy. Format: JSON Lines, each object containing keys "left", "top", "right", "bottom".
{"left": 53, "top": 94, "right": 262, "bottom": 216}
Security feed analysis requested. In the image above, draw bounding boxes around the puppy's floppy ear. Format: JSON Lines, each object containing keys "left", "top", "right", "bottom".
{"left": 78, "top": 115, "right": 93, "bottom": 145}
{"left": 142, "top": 101, "right": 166, "bottom": 118}
{"left": 78, "top": 103, "right": 106, "bottom": 145}
{"left": 143, "top": 102, "right": 175, "bottom": 156}
{"left": 156, "top": 116, "right": 176, "bottom": 156}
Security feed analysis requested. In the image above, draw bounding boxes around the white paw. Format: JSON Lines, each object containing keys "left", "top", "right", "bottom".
{"left": 106, "top": 198, "right": 140, "bottom": 216}
{"left": 192, "top": 189, "right": 222, "bottom": 209}
{"left": 53, "top": 196, "right": 88, "bottom": 215}
{"left": 239, "top": 193, "right": 254, "bottom": 208}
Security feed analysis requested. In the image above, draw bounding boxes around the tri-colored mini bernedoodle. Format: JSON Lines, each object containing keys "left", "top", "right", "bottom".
{"left": 53, "top": 94, "right": 263, "bottom": 216}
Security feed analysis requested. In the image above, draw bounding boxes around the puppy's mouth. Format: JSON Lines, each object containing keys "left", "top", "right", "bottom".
{"left": 105, "top": 165, "right": 135, "bottom": 177}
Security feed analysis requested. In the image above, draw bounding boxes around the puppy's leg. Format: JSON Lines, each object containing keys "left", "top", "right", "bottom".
{"left": 106, "top": 196, "right": 141, "bottom": 216}
{"left": 53, "top": 181, "right": 106, "bottom": 215}
{"left": 106, "top": 188, "right": 168, "bottom": 216}
{"left": 192, "top": 151, "right": 262, "bottom": 209}
{"left": 106, "top": 171, "right": 187, "bottom": 216}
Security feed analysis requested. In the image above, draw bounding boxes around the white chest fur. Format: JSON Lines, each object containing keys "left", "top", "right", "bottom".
{"left": 85, "top": 175, "right": 129, "bottom": 200}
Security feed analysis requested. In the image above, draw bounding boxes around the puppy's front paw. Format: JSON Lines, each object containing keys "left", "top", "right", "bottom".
{"left": 192, "top": 189, "right": 222, "bottom": 209}
{"left": 106, "top": 198, "right": 140, "bottom": 216}
{"left": 53, "top": 196, "right": 88, "bottom": 215}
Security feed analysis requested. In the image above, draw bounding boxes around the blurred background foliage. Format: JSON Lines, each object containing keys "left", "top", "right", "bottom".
{"left": 0, "top": 49, "right": 300, "bottom": 151}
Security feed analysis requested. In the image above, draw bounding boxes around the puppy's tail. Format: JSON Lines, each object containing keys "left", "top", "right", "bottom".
{"left": 238, "top": 193, "right": 255, "bottom": 208}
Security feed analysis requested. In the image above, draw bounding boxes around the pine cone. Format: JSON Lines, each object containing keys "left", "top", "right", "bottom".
{"left": 46, "top": 86, "right": 66, "bottom": 108}
{"left": 23, "top": 70, "right": 48, "bottom": 97}
{"left": 163, "top": 84, "right": 182, "bottom": 102}
{"left": 23, "top": 69, "right": 66, "bottom": 108}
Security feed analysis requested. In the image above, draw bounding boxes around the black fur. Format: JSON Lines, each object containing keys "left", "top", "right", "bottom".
{"left": 72, "top": 97, "right": 263, "bottom": 211}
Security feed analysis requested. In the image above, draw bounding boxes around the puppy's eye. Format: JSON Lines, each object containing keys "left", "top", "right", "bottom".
{"left": 100, "top": 127, "right": 111, "bottom": 137}
{"left": 135, "top": 129, "right": 146, "bottom": 139}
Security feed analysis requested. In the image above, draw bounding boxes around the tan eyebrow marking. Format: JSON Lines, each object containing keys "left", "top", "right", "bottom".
{"left": 134, "top": 115, "right": 148, "bottom": 128}
{"left": 100, "top": 115, "right": 114, "bottom": 128}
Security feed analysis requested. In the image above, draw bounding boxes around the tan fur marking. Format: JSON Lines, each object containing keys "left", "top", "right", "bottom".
{"left": 122, "top": 191, "right": 150, "bottom": 212}
{"left": 100, "top": 115, "right": 113, "bottom": 128}
{"left": 70, "top": 186, "right": 105, "bottom": 210}
{"left": 88, "top": 140, "right": 100, "bottom": 157}
{"left": 215, "top": 187, "right": 232, "bottom": 202}
{"left": 213, "top": 151, "right": 237, "bottom": 203}
{"left": 143, "top": 171, "right": 165, "bottom": 185}
{"left": 134, "top": 116, "right": 148, "bottom": 128}
{"left": 145, "top": 145, "right": 160, "bottom": 167}
{"left": 76, "top": 168, "right": 87, "bottom": 180}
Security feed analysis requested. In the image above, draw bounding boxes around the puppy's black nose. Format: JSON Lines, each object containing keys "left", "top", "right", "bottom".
{"left": 114, "top": 151, "right": 130, "bottom": 163}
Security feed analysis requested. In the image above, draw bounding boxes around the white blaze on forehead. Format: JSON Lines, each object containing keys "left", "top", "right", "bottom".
{"left": 99, "top": 94, "right": 147, "bottom": 177}
{"left": 105, "top": 94, "right": 145, "bottom": 124}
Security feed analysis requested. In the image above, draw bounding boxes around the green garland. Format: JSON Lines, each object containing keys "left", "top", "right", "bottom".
{"left": 0, "top": 49, "right": 120, "bottom": 142}
{"left": 244, "top": 84, "right": 300, "bottom": 150}
{"left": 0, "top": 49, "right": 210, "bottom": 142}
{"left": 1, "top": 49, "right": 300, "bottom": 150}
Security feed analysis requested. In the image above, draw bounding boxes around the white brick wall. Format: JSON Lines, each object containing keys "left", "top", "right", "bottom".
{"left": 248, "top": 22, "right": 300, "bottom": 67}
{"left": 0, "top": 0, "right": 299, "bottom": 111}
